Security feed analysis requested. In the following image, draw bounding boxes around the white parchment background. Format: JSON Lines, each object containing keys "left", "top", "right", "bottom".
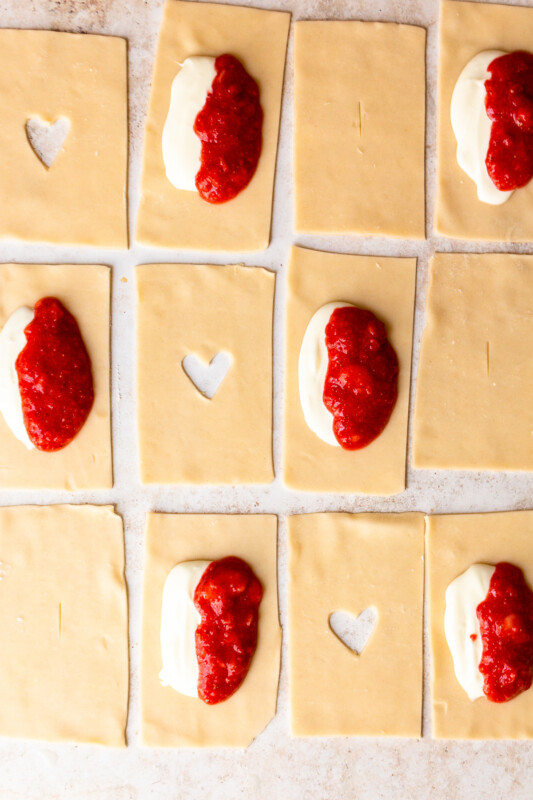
{"left": 0, "top": 0, "right": 532, "bottom": 797}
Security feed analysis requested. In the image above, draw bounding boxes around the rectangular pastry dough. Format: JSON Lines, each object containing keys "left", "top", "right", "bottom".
{"left": 436, "top": 0, "right": 533, "bottom": 241}
{"left": 427, "top": 510, "right": 533, "bottom": 739}
{"left": 0, "top": 264, "right": 112, "bottom": 490}
{"left": 0, "top": 505, "right": 128, "bottom": 746}
{"left": 136, "top": 0, "right": 290, "bottom": 251}
{"left": 294, "top": 20, "right": 426, "bottom": 238}
{"left": 0, "top": 30, "right": 127, "bottom": 247}
{"left": 289, "top": 512, "right": 424, "bottom": 738}
{"left": 141, "top": 513, "right": 281, "bottom": 748}
{"left": 413, "top": 253, "right": 533, "bottom": 471}
{"left": 137, "top": 263, "right": 275, "bottom": 485}
{"left": 284, "top": 247, "right": 416, "bottom": 495}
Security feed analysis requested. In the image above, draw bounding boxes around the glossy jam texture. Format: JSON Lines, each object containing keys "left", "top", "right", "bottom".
{"left": 477, "top": 562, "right": 533, "bottom": 703}
{"left": 323, "top": 306, "right": 399, "bottom": 450}
{"left": 15, "top": 297, "right": 94, "bottom": 451}
{"left": 194, "top": 54, "right": 263, "bottom": 204}
{"left": 485, "top": 50, "right": 533, "bottom": 191}
{"left": 193, "top": 556, "right": 263, "bottom": 705}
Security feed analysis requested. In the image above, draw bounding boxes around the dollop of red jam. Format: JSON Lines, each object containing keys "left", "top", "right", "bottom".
{"left": 485, "top": 50, "right": 533, "bottom": 191}
{"left": 15, "top": 297, "right": 94, "bottom": 452}
{"left": 323, "top": 306, "right": 399, "bottom": 450}
{"left": 194, "top": 54, "right": 263, "bottom": 204}
{"left": 193, "top": 556, "right": 262, "bottom": 705}
{"left": 476, "top": 562, "right": 533, "bottom": 703}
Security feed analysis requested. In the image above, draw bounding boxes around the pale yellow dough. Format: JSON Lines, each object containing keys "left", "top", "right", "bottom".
{"left": 284, "top": 247, "right": 416, "bottom": 494}
{"left": 294, "top": 21, "right": 426, "bottom": 238}
{"left": 0, "top": 505, "right": 128, "bottom": 746}
{"left": 136, "top": 0, "right": 290, "bottom": 251}
{"left": 0, "top": 264, "right": 112, "bottom": 490}
{"left": 427, "top": 510, "right": 533, "bottom": 739}
{"left": 141, "top": 513, "right": 281, "bottom": 748}
{"left": 289, "top": 512, "right": 424, "bottom": 738}
{"left": 413, "top": 253, "right": 533, "bottom": 471}
{"left": 137, "top": 264, "right": 274, "bottom": 485}
{"left": 0, "top": 30, "right": 127, "bottom": 248}
{"left": 436, "top": 0, "right": 533, "bottom": 241}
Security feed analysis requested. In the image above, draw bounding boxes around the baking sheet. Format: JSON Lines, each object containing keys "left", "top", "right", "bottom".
{"left": 0, "top": 0, "right": 532, "bottom": 797}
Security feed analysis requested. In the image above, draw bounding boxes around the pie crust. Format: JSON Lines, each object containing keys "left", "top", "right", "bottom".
{"left": 0, "top": 504, "right": 128, "bottom": 745}
{"left": 413, "top": 253, "right": 533, "bottom": 471}
{"left": 141, "top": 513, "right": 281, "bottom": 748}
{"left": 436, "top": 0, "right": 533, "bottom": 241}
{"left": 427, "top": 510, "right": 533, "bottom": 739}
{"left": 0, "top": 264, "right": 112, "bottom": 490}
{"left": 289, "top": 512, "right": 424, "bottom": 737}
{"left": 137, "top": 263, "right": 275, "bottom": 485}
{"left": 135, "top": 0, "right": 290, "bottom": 251}
{"left": 284, "top": 246, "right": 416, "bottom": 494}
{"left": 294, "top": 20, "right": 426, "bottom": 238}
{"left": 0, "top": 29, "right": 127, "bottom": 247}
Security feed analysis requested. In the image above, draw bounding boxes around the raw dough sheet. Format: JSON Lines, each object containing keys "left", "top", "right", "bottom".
{"left": 137, "top": 263, "right": 275, "bottom": 485}
{"left": 289, "top": 512, "right": 424, "bottom": 737}
{"left": 436, "top": 0, "right": 533, "bottom": 241}
{"left": 293, "top": 20, "right": 426, "bottom": 238}
{"left": 141, "top": 513, "right": 281, "bottom": 748}
{"left": 413, "top": 253, "right": 533, "bottom": 471}
{"left": 427, "top": 510, "right": 533, "bottom": 739}
{"left": 0, "top": 29, "right": 128, "bottom": 248}
{"left": 136, "top": 0, "right": 290, "bottom": 251}
{"left": 0, "top": 264, "right": 112, "bottom": 490}
{"left": 284, "top": 246, "right": 416, "bottom": 494}
{"left": 0, "top": 504, "right": 128, "bottom": 746}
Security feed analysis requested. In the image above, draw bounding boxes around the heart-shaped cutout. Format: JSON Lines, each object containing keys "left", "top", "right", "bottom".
{"left": 182, "top": 351, "right": 232, "bottom": 399}
{"left": 328, "top": 607, "right": 377, "bottom": 655}
{"left": 26, "top": 116, "right": 70, "bottom": 168}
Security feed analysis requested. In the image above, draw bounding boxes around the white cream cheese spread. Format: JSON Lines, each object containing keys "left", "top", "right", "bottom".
{"left": 451, "top": 50, "right": 513, "bottom": 205}
{"left": 159, "top": 560, "right": 212, "bottom": 698}
{"left": 298, "top": 302, "right": 353, "bottom": 446}
{"left": 0, "top": 306, "right": 35, "bottom": 450}
{"left": 162, "top": 56, "right": 216, "bottom": 192}
{"left": 444, "top": 563, "right": 495, "bottom": 701}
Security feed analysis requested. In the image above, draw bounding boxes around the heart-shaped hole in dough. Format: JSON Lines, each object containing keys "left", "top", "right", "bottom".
{"left": 182, "top": 351, "right": 232, "bottom": 399}
{"left": 328, "top": 607, "right": 377, "bottom": 655}
{"left": 26, "top": 116, "right": 70, "bottom": 169}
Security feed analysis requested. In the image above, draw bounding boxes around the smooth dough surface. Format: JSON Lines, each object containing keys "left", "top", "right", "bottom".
{"left": 413, "top": 253, "right": 533, "bottom": 471}
{"left": 289, "top": 512, "right": 424, "bottom": 738}
{"left": 136, "top": 0, "right": 290, "bottom": 251}
{"left": 427, "top": 510, "right": 533, "bottom": 739}
{"left": 0, "top": 264, "right": 112, "bottom": 490}
{"left": 436, "top": 0, "right": 533, "bottom": 241}
{"left": 284, "top": 247, "right": 416, "bottom": 494}
{"left": 141, "top": 513, "right": 281, "bottom": 748}
{"left": 0, "top": 30, "right": 127, "bottom": 248}
{"left": 0, "top": 505, "right": 128, "bottom": 746}
{"left": 137, "top": 264, "right": 274, "bottom": 485}
{"left": 294, "top": 21, "right": 425, "bottom": 238}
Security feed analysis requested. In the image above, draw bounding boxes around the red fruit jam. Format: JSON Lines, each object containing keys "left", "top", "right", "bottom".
{"left": 323, "top": 306, "right": 399, "bottom": 450}
{"left": 477, "top": 562, "right": 533, "bottom": 703}
{"left": 194, "top": 54, "right": 263, "bottom": 204}
{"left": 15, "top": 297, "right": 94, "bottom": 451}
{"left": 193, "top": 556, "right": 263, "bottom": 705}
{"left": 485, "top": 50, "right": 533, "bottom": 191}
